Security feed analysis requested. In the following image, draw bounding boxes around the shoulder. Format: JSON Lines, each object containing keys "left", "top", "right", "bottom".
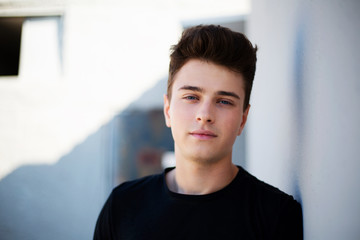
{"left": 96, "top": 173, "right": 164, "bottom": 227}
{"left": 236, "top": 166, "right": 303, "bottom": 239}
{"left": 111, "top": 173, "right": 163, "bottom": 199}
{"left": 93, "top": 173, "right": 165, "bottom": 239}
{"left": 237, "top": 166, "right": 298, "bottom": 204}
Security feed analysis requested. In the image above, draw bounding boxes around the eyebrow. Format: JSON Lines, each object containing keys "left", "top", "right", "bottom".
{"left": 179, "top": 85, "right": 203, "bottom": 92}
{"left": 178, "top": 85, "right": 240, "bottom": 99}
{"left": 217, "top": 90, "right": 240, "bottom": 99}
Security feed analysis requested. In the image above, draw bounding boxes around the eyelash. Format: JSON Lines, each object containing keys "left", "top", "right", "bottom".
{"left": 184, "top": 95, "right": 198, "bottom": 101}
{"left": 217, "top": 100, "right": 233, "bottom": 105}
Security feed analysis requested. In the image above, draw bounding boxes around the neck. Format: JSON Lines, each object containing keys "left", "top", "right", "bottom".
{"left": 166, "top": 157, "right": 239, "bottom": 195}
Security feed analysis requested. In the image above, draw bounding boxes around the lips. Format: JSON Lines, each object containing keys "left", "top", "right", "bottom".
{"left": 189, "top": 130, "right": 217, "bottom": 140}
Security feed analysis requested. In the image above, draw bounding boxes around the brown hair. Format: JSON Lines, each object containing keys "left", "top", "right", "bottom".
{"left": 168, "top": 24, "right": 258, "bottom": 111}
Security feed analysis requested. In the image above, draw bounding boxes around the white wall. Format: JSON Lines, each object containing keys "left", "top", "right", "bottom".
{"left": 0, "top": 2, "right": 252, "bottom": 239}
{"left": 248, "top": 0, "right": 360, "bottom": 239}
{"left": 0, "top": 5, "right": 181, "bottom": 239}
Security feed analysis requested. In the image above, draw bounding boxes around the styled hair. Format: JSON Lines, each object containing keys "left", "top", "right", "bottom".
{"left": 168, "top": 24, "right": 258, "bottom": 111}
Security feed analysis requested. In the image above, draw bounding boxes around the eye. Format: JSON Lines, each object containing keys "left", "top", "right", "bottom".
{"left": 183, "top": 95, "right": 199, "bottom": 101}
{"left": 218, "top": 99, "right": 233, "bottom": 105}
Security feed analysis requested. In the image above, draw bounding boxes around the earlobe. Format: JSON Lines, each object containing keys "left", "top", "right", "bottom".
{"left": 163, "top": 94, "right": 171, "bottom": 127}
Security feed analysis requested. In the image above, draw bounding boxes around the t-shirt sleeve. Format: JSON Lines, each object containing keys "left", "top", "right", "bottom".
{"left": 274, "top": 198, "right": 303, "bottom": 240}
{"left": 93, "top": 193, "right": 114, "bottom": 240}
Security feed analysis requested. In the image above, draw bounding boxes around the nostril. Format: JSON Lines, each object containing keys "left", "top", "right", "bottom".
{"left": 196, "top": 115, "right": 213, "bottom": 123}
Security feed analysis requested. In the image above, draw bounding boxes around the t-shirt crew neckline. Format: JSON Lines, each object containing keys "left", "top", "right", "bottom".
{"left": 162, "top": 166, "right": 244, "bottom": 202}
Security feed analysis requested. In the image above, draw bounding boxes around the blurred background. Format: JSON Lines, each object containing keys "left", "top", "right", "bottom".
{"left": 0, "top": 0, "right": 359, "bottom": 239}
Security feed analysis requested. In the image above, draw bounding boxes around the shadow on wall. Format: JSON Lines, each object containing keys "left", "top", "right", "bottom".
{"left": 0, "top": 78, "right": 174, "bottom": 240}
{"left": 0, "top": 73, "right": 248, "bottom": 239}
{"left": 0, "top": 121, "right": 114, "bottom": 240}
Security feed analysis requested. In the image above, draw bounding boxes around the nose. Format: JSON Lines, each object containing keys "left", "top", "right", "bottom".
{"left": 196, "top": 101, "right": 215, "bottom": 123}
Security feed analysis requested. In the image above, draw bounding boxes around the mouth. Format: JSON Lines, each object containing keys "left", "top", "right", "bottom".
{"left": 189, "top": 130, "right": 217, "bottom": 140}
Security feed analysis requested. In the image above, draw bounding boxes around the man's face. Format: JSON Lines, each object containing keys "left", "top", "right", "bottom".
{"left": 164, "top": 59, "right": 250, "bottom": 164}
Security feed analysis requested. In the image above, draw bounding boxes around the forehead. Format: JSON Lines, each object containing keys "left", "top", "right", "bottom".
{"left": 172, "top": 59, "right": 245, "bottom": 94}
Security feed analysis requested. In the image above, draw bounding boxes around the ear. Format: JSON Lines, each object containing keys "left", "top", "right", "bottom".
{"left": 163, "top": 94, "right": 171, "bottom": 127}
{"left": 237, "top": 104, "right": 250, "bottom": 136}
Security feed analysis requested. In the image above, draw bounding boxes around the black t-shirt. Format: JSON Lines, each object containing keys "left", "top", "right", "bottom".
{"left": 94, "top": 166, "right": 303, "bottom": 240}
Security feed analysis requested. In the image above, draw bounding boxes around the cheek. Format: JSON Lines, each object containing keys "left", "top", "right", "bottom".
{"left": 224, "top": 114, "right": 243, "bottom": 135}
{"left": 168, "top": 103, "right": 190, "bottom": 131}
{"left": 170, "top": 102, "right": 193, "bottom": 120}
{"left": 169, "top": 107, "right": 191, "bottom": 144}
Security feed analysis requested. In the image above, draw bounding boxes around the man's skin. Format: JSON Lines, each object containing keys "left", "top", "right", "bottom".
{"left": 164, "top": 59, "right": 250, "bottom": 195}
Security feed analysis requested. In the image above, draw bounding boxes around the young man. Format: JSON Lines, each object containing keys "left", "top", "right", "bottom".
{"left": 94, "top": 25, "right": 303, "bottom": 239}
